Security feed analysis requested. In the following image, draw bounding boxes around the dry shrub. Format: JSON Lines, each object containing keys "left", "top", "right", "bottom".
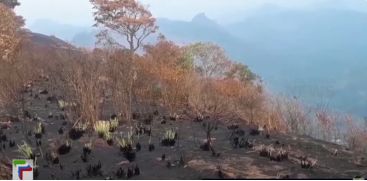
{"left": 271, "top": 96, "right": 312, "bottom": 134}
{"left": 0, "top": 61, "right": 25, "bottom": 115}
{"left": 261, "top": 101, "right": 288, "bottom": 133}
{"left": 185, "top": 42, "right": 266, "bottom": 124}
{"left": 188, "top": 79, "right": 235, "bottom": 121}
{"left": 63, "top": 52, "right": 105, "bottom": 127}
{"left": 99, "top": 39, "right": 268, "bottom": 126}
{"left": 315, "top": 109, "right": 339, "bottom": 142}
{"left": 105, "top": 49, "right": 136, "bottom": 122}
{"left": 234, "top": 83, "right": 265, "bottom": 125}
{"left": 0, "top": 44, "right": 52, "bottom": 117}
{"left": 138, "top": 39, "right": 193, "bottom": 115}
{"left": 0, "top": 3, "right": 23, "bottom": 62}
{"left": 344, "top": 117, "right": 367, "bottom": 153}
{"left": 269, "top": 95, "right": 341, "bottom": 139}
{"left": 0, "top": 4, "right": 27, "bottom": 116}
{"left": 188, "top": 78, "right": 266, "bottom": 125}
{"left": 268, "top": 93, "right": 367, "bottom": 152}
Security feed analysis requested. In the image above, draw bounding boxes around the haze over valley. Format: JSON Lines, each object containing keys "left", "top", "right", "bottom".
{"left": 17, "top": 0, "right": 367, "bottom": 118}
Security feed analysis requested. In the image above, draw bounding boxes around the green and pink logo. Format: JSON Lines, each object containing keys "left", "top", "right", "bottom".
{"left": 12, "top": 159, "right": 33, "bottom": 180}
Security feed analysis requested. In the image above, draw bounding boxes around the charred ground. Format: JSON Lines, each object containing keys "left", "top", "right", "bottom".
{"left": 0, "top": 77, "right": 366, "bottom": 180}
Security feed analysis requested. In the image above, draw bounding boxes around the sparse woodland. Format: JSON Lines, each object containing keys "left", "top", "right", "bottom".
{"left": 0, "top": 0, "right": 366, "bottom": 155}
{"left": 1, "top": 0, "right": 367, "bottom": 179}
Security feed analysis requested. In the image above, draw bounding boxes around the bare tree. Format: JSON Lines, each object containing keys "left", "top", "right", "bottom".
{"left": 273, "top": 95, "right": 312, "bottom": 135}
{"left": 187, "top": 42, "right": 232, "bottom": 79}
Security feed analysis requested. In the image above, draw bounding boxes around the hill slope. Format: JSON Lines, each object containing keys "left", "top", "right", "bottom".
{"left": 0, "top": 76, "right": 366, "bottom": 179}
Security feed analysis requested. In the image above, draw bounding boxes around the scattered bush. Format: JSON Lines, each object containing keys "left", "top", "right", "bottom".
{"left": 300, "top": 156, "right": 317, "bottom": 169}
{"left": 258, "top": 144, "right": 288, "bottom": 162}
{"left": 231, "top": 135, "right": 253, "bottom": 149}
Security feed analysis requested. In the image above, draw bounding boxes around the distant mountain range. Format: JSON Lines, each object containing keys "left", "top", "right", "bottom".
{"left": 28, "top": 0, "right": 367, "bottom": 118}
{"left": 28, "top": 19, "right": 97, "bottom": 47}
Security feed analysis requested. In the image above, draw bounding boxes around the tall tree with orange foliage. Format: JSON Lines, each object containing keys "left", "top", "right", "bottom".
{"left": 91, "top": 0, "right": 158, "bottom": 52}
{"left": 91, "top": 0, "right": 158, "bottom": 123}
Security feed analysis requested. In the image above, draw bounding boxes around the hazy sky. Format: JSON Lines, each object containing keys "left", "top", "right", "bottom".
{"left": 14, "top": 0, "right": 318, "bottom": 27}
{"left": 15, "top": 0, "right": 366, "bottom": 27}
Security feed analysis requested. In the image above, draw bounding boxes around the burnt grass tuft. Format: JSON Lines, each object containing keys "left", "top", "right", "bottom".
{"left": 58, "top": 141, "right": 71, "bottom": 155}
{"left": 68, "top": 128, "right": 84, "bottom": 140}
{"left": 86, "top": 161, "right": 103, "bottom": 177}
{"left": 119, "top": 144, "right": 136, "bottom": 162}
{"left": 148, "top": 143, "right": 155, "bottom": 152}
